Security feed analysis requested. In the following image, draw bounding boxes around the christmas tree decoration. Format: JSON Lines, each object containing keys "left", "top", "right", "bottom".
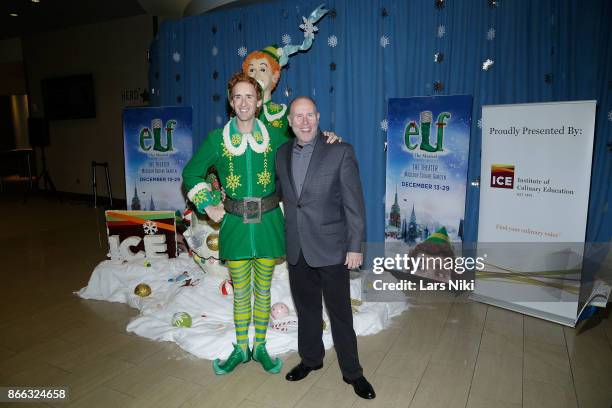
{"left": 486, "top": 28, "right": 496, "bottom": 41}
{"left": 143, "top": 220, "right": 158, "bottom": 235}
{"left": 482, "top": 58, "right": 494, "bottom": 70}
{"left": 172, "top": 312, "right": 192, "bottom": 328}
{"left": 434, "top": 52, "right": 444, "bottom": 63}
{"left": 437, "top": 25, "right": 446, "bottom": 38}
{"left": 134, "top": 283, "right": 152, "bottom": 297}
{"left": 206, "top": 233, "right": 219, "bottom": 251}
{"left": 380, "top": 35, "right": 390, "bottom": 48}
{"left": 220, "top": 279, "right": 234, "bottom": 296}
{"left": 380, "top": 119, "right": 388, "bottom": 132}
{"left": 327, "top": 35, "right": 338, "bottom": 48}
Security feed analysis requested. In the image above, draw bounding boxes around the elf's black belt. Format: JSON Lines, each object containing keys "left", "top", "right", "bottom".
{"left": 223, "top": 193, "right": 280, "bottom": 223}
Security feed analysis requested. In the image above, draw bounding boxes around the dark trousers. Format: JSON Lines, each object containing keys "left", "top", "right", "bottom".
{"left": 288, "top": 251, "right": 363, "bottom": 380}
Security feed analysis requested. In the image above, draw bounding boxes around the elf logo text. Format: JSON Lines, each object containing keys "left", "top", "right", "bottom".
{"left": 139, "top": 119, "right": 176, "bottom": 153}
{"left": 404, "top": 111, "right": 451, "bottom": 152}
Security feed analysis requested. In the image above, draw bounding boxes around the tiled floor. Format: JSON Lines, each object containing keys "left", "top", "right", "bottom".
{"left": 1, "top": 193, "right": 611, "bottom": 407}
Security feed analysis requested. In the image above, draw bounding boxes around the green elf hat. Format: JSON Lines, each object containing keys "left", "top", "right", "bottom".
{"left": 425, "top": 227, "right": 450, "bottom": 244}
{"left": 260, "top": 44, "right": 281, "bottom": 64}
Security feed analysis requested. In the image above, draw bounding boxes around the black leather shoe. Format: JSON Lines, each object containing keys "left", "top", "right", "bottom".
{"left": 343, "top": 376, "right": 376, "bottom": 399}
{"left": 285, "top": 362, "right": 323, "bottom": 381}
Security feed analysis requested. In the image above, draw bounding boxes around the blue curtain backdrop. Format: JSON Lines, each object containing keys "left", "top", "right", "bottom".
{"left": 149, "top": 0, "right": 612, "bottom": 244}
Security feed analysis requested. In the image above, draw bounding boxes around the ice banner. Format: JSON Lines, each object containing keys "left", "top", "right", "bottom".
{"left": 475, "top": 101, "right": 597, "bottom": 326}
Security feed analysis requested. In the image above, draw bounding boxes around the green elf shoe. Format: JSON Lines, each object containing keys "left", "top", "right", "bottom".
{"left": 212, "top": 343, "right": 251, "bottom": 375}
{"left": 252, "top": 341, "right": 283, "bottom": 374}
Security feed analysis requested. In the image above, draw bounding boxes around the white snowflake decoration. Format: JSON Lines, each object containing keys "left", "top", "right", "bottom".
{"left": 477, "top": 118, "right": 483, "bottom": 129}
{"left": 143, "top": 220, "right": 158, "bottom": 235}
{"left": 299, "top": 16, "right": 319, "bottom": 40}
{"left": 237, "top": 46, "right": 248, "bottom": 58}
{"left": 281, "top": 33, "right": 292, "bottom": 45}
{"left": 482, "top": 58, "right": 495, "bottom": 70}
{"left": 328, "top": 35, "right": 338, "bottom": 48}
{"left": 380, "top": 35, "right": 390, "bottom": 48}
{"left": 608, "top": 110, "right": 612, "bottom": 122}
{"left": 172, "top": 51, "right": 181, "bottom": 63}
{"left": 380, "top": 119, "right": 388, "bottom": 132}
{"left": 212, "top": 46, "right": 218, "bottom": 56}
{"left": 437, "top": 25, "right": 446, "bottom": 38}
{"left": 487, "top": 28, "right": 496, "bottom": 41}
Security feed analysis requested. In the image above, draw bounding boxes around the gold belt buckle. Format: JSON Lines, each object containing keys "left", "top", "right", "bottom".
{"left": 243, "top": 197, "right": 262, "bottom": 224}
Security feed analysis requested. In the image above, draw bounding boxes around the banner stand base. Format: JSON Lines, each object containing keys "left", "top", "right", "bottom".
{"left": 469, "top": 293, "right": 577, "bottom": 327}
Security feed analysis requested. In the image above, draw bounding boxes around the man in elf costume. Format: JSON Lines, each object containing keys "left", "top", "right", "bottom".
{"left": 183, "top": 73, "right": 287, "bottom": 375}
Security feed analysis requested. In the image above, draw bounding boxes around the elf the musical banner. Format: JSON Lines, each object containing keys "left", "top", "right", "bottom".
{"left": 123, "top": 106, "right": 192, "bottom": 213}
{"left": 385, "top": 95, "right": 472, "bottom": 281}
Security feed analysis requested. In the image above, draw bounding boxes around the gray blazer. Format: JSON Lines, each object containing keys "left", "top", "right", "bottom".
{"left": 275, "top": 133, "right": 366, "bottom": 267}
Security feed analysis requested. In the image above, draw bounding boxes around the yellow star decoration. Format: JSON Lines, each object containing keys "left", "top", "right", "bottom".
{"left": 253, "top": 132, "right": 263, "bottom": 142}
{"left": 257, "top": 170, "right": 272, "bottom": 186}
{"left": 221, "top": 142, "right": 232, "bottom": 158}
{"left": 193, "top": 189, "right": 210, "bottom": 206}
{"left": 231, "top": 134, "right": 242, "bottom": 145}
{"left": 269, "top": 103, "right": 281, "bottom": 113}
{"left": 225, "top": 174, "right": 241, "bottom": 191}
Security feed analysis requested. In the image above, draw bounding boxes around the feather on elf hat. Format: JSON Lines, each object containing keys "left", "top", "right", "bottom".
{"left": 244, "top": 4, "right": 328, "bottom": 68}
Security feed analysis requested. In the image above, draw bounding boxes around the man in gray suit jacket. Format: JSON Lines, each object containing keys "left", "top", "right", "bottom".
{"left": 275, "top": 96, "right": 375, "bottom": 400}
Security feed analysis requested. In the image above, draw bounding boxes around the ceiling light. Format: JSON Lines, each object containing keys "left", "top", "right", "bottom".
{"left": 10, "top": 13, "right": 18, "bottom": 17}
{"left": 31, "top": 0, "right": 41, "bottom": 3}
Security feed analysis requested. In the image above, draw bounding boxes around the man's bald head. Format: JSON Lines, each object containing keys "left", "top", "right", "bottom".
{"left": 288, "top": 96, "right": 320, "bottom": 145}
{"left": 289, "top": 96, "right": 318, "bottom": 114}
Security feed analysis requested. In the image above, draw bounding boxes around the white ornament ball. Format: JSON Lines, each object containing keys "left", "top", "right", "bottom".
{"left": 271, "top": 302, "right": 289, "bottom": 320}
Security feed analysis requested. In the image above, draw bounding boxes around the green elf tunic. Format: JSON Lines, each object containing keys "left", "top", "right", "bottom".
{"left": 183, "top": 118, "right": 290, "bottom": 260}
{"left": 259, "top": 101, "right": 289, "bottom": 133}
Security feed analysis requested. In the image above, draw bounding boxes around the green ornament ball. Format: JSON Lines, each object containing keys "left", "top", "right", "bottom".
{"left": 172, "top": 312, "right": 192, "bottom": 328}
